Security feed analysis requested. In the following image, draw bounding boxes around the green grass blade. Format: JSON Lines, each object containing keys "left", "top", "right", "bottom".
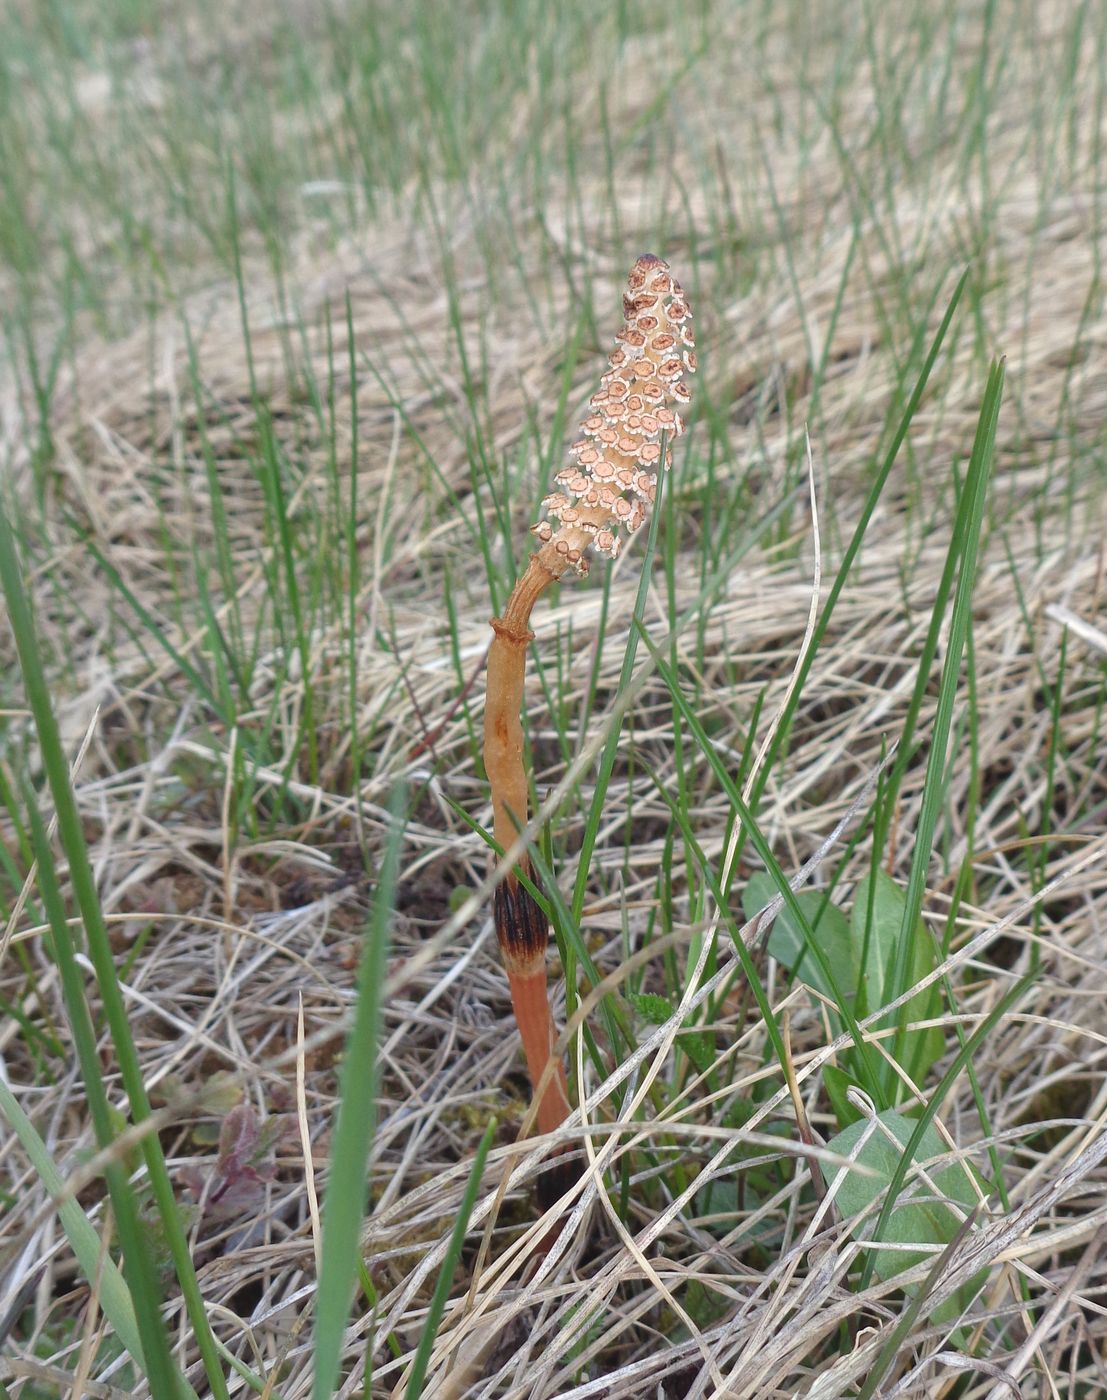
{"left": 21, "top": 784, "right": 191, "bottom": 1397}
{"left": 647, "top": 768, "right": 789, "bottom": 1071}
{"left": 403, "top": 1118, "right": 496, "bottom": 1400}
{"left": 744, "top": 267, "right": 970, "bottom": 818}
{"left": 345, "top": 290, "right": 364, "bottom": 835}
{"left": 855, "top": 1205, "right": 982, "bottom": 1400}
{"left": 258, "top": 412, "right": 320, "bottom": 786}
{"left": 636, "top": 627, "right": 885, "bottom": 1103}
{"left": 311, "top": 788, "right": 404, "bottom": 1400}
{"left": 0, "top": 1078, "right": 153, "bottom": 1386}
{"left": 70, "top": 524, "right": 220, "bottom": 715}
{"left": 888, "top": 359, "right": 1006, "bottom": 1080}
{"left": 0, "top": 500, "right": 230, "bottom": 1400}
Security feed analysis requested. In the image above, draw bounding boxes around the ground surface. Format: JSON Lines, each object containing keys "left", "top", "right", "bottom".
{"left": 2, "top": 1, "right": 1107, "bottom": 1397}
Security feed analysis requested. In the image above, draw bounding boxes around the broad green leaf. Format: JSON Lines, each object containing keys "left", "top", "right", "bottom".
{"left": 850, "top": 869, "right": 900, "bottom": 1012}
{"left": 742, "top": 873, "right": 854, "bottom": 1005}
{"left": 827, "top": 1109, "right": 984, "bottom": 1319}
{"left": 743, "top": 874, "right": 871, "bottom": 1123}
{"left": 824, "top": 1064, "right": 863, "bottom": 1128}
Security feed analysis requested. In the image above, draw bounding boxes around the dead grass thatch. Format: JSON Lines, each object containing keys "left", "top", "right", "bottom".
{"left": 3, "top": 2, "right": 1107, "bottom": 1397}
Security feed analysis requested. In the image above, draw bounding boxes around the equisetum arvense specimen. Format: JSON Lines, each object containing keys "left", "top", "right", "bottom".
{"left": 482, "top": 253, "right": 695, "bottom": 1201}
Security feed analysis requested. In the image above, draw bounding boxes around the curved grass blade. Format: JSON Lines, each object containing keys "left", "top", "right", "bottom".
{"left": 0, "top": 1077, "right": 164, "bottom": 1391}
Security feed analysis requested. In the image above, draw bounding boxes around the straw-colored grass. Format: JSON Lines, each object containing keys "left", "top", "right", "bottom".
{"left": 2, "top": 2, "right": 1107, "bottom": 1397}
